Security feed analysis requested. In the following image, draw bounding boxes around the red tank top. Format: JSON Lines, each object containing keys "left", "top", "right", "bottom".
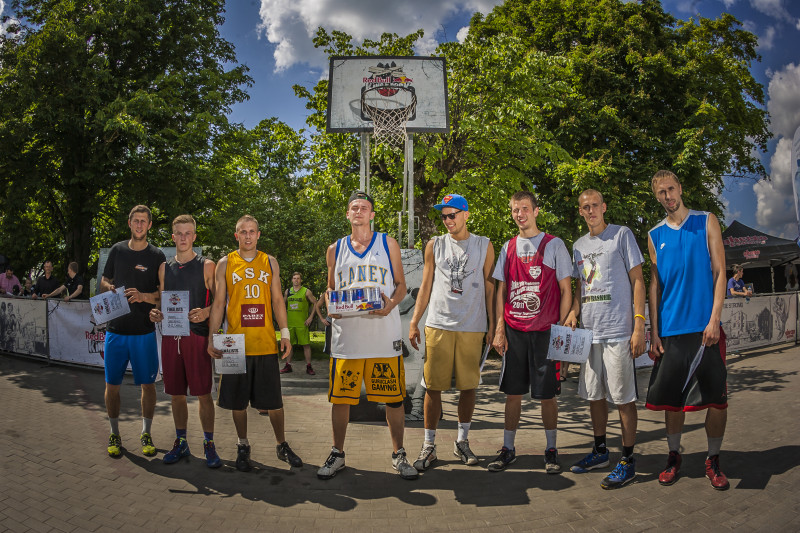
{"left": 503, "top": 234, "right": 560, "bottom": 332}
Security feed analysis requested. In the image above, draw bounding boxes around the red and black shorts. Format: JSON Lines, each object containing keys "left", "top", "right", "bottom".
{"left": 645, "top": 330, "right": 727, "bottom": 412}
{"left": 161, "top": 332, "right": 213, "bottom": 397}
{"left": 217, "top": 354, "right": 283, "bottom": 411}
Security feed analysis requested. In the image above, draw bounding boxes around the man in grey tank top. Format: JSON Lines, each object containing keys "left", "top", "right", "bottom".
{"left": 408, "top": 193, "right": 496, "bottom": 472}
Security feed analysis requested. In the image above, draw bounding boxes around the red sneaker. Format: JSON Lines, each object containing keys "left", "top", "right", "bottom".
{"left": 280, "top": 363, "right": 293, "bottom": 374}
{"left": 705, "top": 455, "right": 730, "bottom": 490}
{"left": 306, "top": 364, "right": 315, "bottom": 375}
{"left": 658, "top": 451, "right": 681, "bottom": 486}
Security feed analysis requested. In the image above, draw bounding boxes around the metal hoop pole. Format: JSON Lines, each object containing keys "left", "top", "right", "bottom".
{"left": 406, "top": 133, "right": 414, "bottom": 248}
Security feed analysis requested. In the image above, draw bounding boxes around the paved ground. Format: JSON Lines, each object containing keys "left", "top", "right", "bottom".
{"left": 1, "top": 345, "right": 799, "bottom": 532}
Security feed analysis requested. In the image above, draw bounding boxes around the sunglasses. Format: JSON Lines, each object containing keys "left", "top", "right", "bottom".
{"left": 440, "top": 210, "right": 461, "bottom": 220}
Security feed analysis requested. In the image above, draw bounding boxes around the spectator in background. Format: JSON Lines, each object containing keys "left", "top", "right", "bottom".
{"left": 0, "top": 266, "right": 21, "bottom": 295}
{"left": 786, "top": 273, "right": 799, "bottom": 292}
{"left": 45, "top": 262, "right": 86, "bottom": 301}
{"left": 21, "top": 278, "right": 34, "bottom": 297}
{"left": 33, "top": 260, "right": 61, "bottom": 298}
{"left": 726, "top": 265, "right": 751, "bottom": 298}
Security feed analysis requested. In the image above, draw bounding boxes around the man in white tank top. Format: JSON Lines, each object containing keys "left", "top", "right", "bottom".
{"left": 317, "top": 191, "right": 418, "bottom": 481}
{"left": 408, "top": 193, "right": 495, "bottom": 472}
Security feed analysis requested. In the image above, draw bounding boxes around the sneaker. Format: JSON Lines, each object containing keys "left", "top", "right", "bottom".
{"left": 163, "top": 437, "right": 190, "bottom": 464}
{"left": 544, "top": 448, "right": 561, "bottom": 474}
{"left": 204, "top": 439, "right": 222, "bottom": 469}
{"left": 601, "top": 456, "right": 636, "bottom": 489}
{"left": 140, "top": 433, "right": 156, "bottom": 457}
{"left": 107, "top": 433, "right": 122, "bottom": 457}
{"left": 705, "top": 455, "right": 730, "bottom": 491}
{"left": 276, "top": 441, "right": 303, "bottom": 467}
{"left": 392, "top": 448, "right": 419, "bottom": 480}
{"left": 317, "top": 448, "right": 346, "bottom": 480}
{"left": 570, "top": 448, "right": 610, "bottom": 473}
{"left": 306, "top": 364, "right": 315, "bottom": 375}
{"left": 236, "top": 444, "right": 252, "bottom": 472}
{"left": 454, "top": 440, "right": 479, "bottom": 466}
{"left": 413, "top": 442, "right": 437, "bottom": 471}
{"left": 658, "top": 450, "right": 681, "bottom": 486}
{"left": 280, "top": 363, "right": 293, "bottom": 374}
{"left": 488, "top": 447, "right": 516, "bottom": 472}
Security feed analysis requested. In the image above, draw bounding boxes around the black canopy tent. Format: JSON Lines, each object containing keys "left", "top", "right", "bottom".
{"left": 722, "top": 221, "right": 800, "bottom": 292}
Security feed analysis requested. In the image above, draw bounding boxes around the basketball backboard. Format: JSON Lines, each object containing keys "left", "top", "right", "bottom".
{"left": 326, "top": 56, "right": 449, "bottom": 133}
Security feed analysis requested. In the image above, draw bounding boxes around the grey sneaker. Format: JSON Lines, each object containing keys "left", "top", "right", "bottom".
{"left": 317, "top": 448, "right": 345, "bottom": 480}
{"left": 392, "top": 448, "right": 419, "bottom": 480}
{"left": 413, "top": 442, "right": 437, "bottom": 471}
{"left": 545, "top": 447, "right": 561, "bottom": 474}
{"left": 454, "top": 440, "right": 479, "bottom": 465}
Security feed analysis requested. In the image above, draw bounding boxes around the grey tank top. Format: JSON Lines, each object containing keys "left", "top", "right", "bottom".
{"left": 425, "top": 233, "right": 489, "bottom": 332}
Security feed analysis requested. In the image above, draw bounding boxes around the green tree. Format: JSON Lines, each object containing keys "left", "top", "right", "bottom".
{"left": 0, "top": 0, "right": 252, "bottom": 276}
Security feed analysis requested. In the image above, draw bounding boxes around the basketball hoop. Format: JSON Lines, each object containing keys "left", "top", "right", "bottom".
{"left": 361, "top": 85, "right": 417, "bottom": 148}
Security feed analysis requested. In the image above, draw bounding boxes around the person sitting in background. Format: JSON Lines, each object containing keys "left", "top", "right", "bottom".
{"left": 45, "top": 262, "right": 85, "bottom": 301}
{"left": 786, "top": 273, "right": 799, "bottom": 292}
{"left": 0, "top": 266, "right": 21, "bottom": 295}
{"left": 726, "top": 265, "right": 751, "bottom": 298}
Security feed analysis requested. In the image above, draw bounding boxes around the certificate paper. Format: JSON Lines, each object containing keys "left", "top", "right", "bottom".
{"left": 547, "top": 324, "right": 593, "bottom": 364}
{"left": 90, "top": 286, "right": 131, "bottom": 324}
{"left": 161, "top": 291, "right": 190, "bottom": 336}
{"left": 213, "top": 334, "right": 246, "bottom": 374}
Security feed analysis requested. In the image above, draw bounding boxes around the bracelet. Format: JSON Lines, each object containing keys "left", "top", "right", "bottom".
{"left": 634, "top": 314, "right": 646, "bottom": 321}
{"left": 280, "top": 328, "right": 290, "bottom": 339}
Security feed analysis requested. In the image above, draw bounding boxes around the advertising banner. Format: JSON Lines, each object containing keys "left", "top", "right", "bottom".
{"left": 47, "top": 300, "right": 106, "bottom": 367}
{"left": 722, "top": 293, "right": 797, "bottom": 352}
{"left": 0, "top": 296, "right": 48, "bottom": 358}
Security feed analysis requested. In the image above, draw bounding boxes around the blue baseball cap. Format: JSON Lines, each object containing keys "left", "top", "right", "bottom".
{"left": 434, "top": 193, "right": 469, "bottom": 211}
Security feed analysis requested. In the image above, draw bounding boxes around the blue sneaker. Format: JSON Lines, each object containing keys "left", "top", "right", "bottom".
{"left": 601, "top": 456, "right": 636, "bottom": 489}
{"left": 570, "top": 448, "right": 610, "bottom": 473}
{"left": 204, "top": 439, "right": 222, "bottom": 469}
{"left": 163, "top": 437, "right": 190, "bottom": 464}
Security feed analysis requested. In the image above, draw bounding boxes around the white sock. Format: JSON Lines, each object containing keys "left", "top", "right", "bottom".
{"left": 503, "top": 429, "right": 516, "bottom": 450}
{"left": 424, "top": 429, "right": 436, "bottom": 443}
{"left": 109, "top": 418, "right": 119, "bottom": 435}
{"left": 457, "top": 422, "right": 471, "bottom": 442}
{"left": 238, "top": 437, "right": 249, "bottom": 446}
{"left": 545, "top": 429, "right": 557, "bottom": 450}
{"left": 666, "top": 432, "right": 681, "bottom": 453}
{"left": 707, "top": 436, "right": 723, "bottom": 458}
{"left": 142, "top": 417, "right": 152, "bottom": 434}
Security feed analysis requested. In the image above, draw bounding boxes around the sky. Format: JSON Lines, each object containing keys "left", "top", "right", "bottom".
{"left": 3, "top": 0, "right": 799, "bottom": 238}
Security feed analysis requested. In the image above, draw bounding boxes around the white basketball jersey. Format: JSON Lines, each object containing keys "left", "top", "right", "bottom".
{"left": 331, "top": 232, "right": 403, "bottom": 359}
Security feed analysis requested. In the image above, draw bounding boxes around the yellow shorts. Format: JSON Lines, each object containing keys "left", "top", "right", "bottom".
{"left": 328, "top": 356, "right": 406, "bottom": 405}
{"left": 424, "top": 327, "right": 484, "bottom": 391}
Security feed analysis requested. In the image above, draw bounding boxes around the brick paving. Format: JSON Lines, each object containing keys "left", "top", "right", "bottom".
{"left": 1, "top": 345, "right": 799, "bottom": 532}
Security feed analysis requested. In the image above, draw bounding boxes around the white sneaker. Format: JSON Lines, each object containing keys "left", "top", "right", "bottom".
{"left": 413, "top": 442, "right": 437, "bottom": 471}
{"left": 392, "top": 448, "right": 419, "bottom": 480}
{"left": 454, "top": 439, "right": 479, "bottom": 465}
{"left": 317, "top": 448, "right": 346, "bottom": 480}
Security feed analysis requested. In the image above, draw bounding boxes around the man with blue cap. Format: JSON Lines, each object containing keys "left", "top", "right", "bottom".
{"left": 408, "top": 193, "right": 495, "bottom": 472}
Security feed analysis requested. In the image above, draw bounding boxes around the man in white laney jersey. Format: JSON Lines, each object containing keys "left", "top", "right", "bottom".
{"left": 317, "top": 190, "right": 418, "bottom": 481}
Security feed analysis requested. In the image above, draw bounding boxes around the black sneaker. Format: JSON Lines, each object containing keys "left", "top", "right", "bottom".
{"left": 236, "top": 444, "right": 252, "bottom": 472}
{"left": 276, "top": 441, "right": 303, "bottom": 467}
{"left": 487, "top": 446, "right": 516, "bottom": 472}
{"left": 544, "top": 447, "right": 561, "bottom": 474}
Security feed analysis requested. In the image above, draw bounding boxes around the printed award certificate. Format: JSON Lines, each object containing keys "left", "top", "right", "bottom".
{"left": 161, "top": 291, "right": 190, "bottom": 336}
{"left": 547, "top": 324, "right": 593, "bottom": 364}
{"left": 90, "top": 286, "right": 131, "bottom": 324}
{"left": 213, "top": 334, "right": 246, "bottom": 374}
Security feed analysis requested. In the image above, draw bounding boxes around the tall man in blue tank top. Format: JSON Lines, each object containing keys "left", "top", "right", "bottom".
{"left": 317, "top": 190, "right": 418, "bottom": 481}
{"left": 408, "top": 193, "right": 495, "bottom": 472}
{"left": 647, "top": 170, "right": 729, "bottom": 491}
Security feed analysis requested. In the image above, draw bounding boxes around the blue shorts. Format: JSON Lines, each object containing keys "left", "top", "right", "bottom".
{"left": 104, "top": 331, "right": 159, "bottom": 385}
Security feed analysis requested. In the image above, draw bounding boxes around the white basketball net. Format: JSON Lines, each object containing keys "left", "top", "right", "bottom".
{"left": 362, "top": 89, "right": 417, "bottom": 148}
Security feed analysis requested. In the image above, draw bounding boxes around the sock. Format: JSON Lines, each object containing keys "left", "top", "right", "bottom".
{"left": 545, "top": 429, "right": 557, "bottom": 450}
{"left": 623, "top": 445, "right": 634, "bottom": 459}
{"left": 203, "top": 431, "right": 214, "bottom": 442}
{"left": 142, "top": 417, "right": 153, "bottom": 435}
{"left": 666, "top": 432, "right": 681, "bottom": 453}
{"left": 109, "top": 418, "right": 119, "bottom": 435}
{"left": 238, "top": 437, "right": 249, "bottom": 446}
{"left": 176, "top": 429, "right": 187, "bottom": 440}
{"left": 457, "top": 422, "right": 471, "bottom": 442}
{"left": 503, "top": 429, "right": 516, "bottom": 450}
{"left": 594, "top": 434, "right": 607, "bottom": 454}
{"left": 707, "top": 436, "right": 723, "bottom": 458}
{"left": 424, "top": 429, "right": 436, "bottom": 443}
{"left": 332, "top": 446, "right": 343, "bottom": 455}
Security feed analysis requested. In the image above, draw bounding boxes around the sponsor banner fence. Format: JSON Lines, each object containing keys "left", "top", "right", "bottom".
{"left": 0, "top": 296, "right": 48, "bottom": 358}
{"left": 47, "top": 300, "right": 106, "bottom": 367}
{"left": 722, "top": 292, "right": 798, "bottom": 352}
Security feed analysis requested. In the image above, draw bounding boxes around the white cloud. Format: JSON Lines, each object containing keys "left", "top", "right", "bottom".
{"left": 750, "top": 0, "right": 800, "bottom": 27}
{"left": 754, "top": 138, "right": 798, "bottom": 237}
{"left": 767, "top": 62, "right": 800, "bottom": 139}
{"left": 721, "top": 0, "right": 737, "bottom": 7}
{"left": 257, "top": 0, "right": 503, "bottom": 71}
{"left": 456, "top": 26, "right": 470, "bottom": 43}
{"left": 759, "top": 25, "right": 776, "bottom": 49}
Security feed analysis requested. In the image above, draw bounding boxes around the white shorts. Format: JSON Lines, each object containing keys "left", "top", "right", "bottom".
{"left": 577, "top": 341, "right": 638, "bottom": 405}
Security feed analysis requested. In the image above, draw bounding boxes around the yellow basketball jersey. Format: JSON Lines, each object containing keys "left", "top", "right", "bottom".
{"left": 225, "top": 250, "right": 278, "bottom": 355}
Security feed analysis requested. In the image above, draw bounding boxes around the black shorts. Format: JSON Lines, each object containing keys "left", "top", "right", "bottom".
{"left": 645, "top": 330, "right": 727, "bottom": 412}
{"left": 217, "top": 354, "right": 284, "bottom": 411}
{"left": 499, "top": 326, "right": 560, "bottom": 400}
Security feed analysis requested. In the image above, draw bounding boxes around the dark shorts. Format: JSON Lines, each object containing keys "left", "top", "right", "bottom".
{"left": 217, "top": 354, "right": 283, "bottom": 411}
{"left": 499, "top": 326, "right": 560, "bottom": 400}
{"left": 162, "top": 332, "right": 213, "bottom": 397}
{"left": 104, "top": 331, "right": 159, "bottom": 385}
{"left": 645, "top": 330, "right": 727, "bottom": 412}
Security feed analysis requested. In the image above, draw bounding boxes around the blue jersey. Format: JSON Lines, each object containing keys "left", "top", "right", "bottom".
{"left": 649, "top": 211, "right": 713, "bottom": 337}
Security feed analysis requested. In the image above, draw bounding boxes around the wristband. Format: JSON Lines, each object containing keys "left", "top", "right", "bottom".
{"left": 634, "top": 314, "right": 646, "bottom": 321}
{"left": 280, "top": 328, "right": 290, "bottom": 339}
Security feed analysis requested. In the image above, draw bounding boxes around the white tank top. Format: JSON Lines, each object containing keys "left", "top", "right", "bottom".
{"left": 331, "top": 232, "right": 403, "bottom": 359}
